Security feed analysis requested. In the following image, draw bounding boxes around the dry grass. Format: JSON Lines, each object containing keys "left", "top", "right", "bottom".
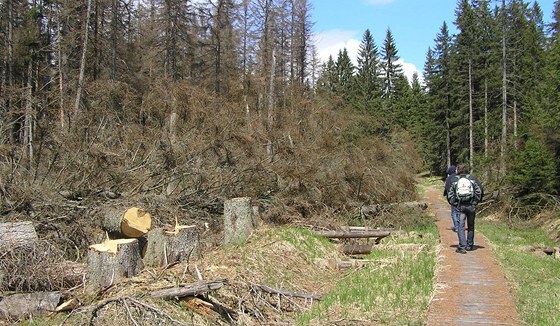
{"left": 0, "top": 240, "right": 81, "bottom": 292}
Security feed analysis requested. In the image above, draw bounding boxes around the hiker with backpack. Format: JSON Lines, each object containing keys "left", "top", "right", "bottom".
{"left": 447, "top": 164, "right": 484, "bottom": 254}
{"left": 443, "top": 165, "right": 459, "bottom": 232}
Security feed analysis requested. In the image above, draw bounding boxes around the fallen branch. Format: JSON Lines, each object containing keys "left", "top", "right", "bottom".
{"left": 254, "top": 284, "right": 321, "bottom": 301}
{"left": 151, "top": 280, "right": 225, "bottom": 299}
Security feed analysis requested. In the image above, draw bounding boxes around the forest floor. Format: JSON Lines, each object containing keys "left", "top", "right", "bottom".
{"left": 424, "top": 186, "right": 522, "bottom": 325}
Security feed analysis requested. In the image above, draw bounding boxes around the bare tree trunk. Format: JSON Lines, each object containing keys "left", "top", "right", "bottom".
{"left": 24, "top": 59, "right": 34, "bottom": 162}
{"left": 468, "top": 58, "right": 474, "bottom": 171}
{"left": 111, "top": 0, "right": 118, "bottom": 82}
{"left": 267, "top": 48, "right": 276, "bottom": 131}
{"left": 446, "top": 105, "right": 451, "bottom": 168}
{"left": 4, "top": 0, "right": 14, "bottom": 143}
{"left": 484, "top": 76, "right": 488, "bottom": 159}
{"left": 501, "top": 0, "right": 508, "bottom": 177}
{"left": 57, "top": 15, "right": 65, "bottom": 129}
{"left": 267, "top": 48, "right": 276, "bottom": 162}
{"left": 74, "top": 0, "right": 93, "bottom": 117}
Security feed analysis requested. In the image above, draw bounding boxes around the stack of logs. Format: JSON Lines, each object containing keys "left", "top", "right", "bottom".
{"left": 88, "top": 197, "right": 256, "bottom": 290}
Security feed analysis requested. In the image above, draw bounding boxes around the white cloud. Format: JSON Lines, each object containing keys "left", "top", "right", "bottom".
{"left": 314, "top": 30, "right": 423, "bottom": 84}
{"left": 315, "top": 30, "right": 360, "bottom": 64}
{"left": 397, "top": 59, "right": 423, "bottom": 84}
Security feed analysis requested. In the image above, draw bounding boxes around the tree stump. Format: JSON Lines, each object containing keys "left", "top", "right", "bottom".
{"left": 224, "top": 197, "right": 256, "bottom": 245}
{"left": 86, "top": 238, "right": 143, "bottom": 290}
{"left": 102, "top": 207, "right": 152, "bottom": 238}
{"left": 143, "top": 225, "right": 200, "bottom": 267}
{"left": 0, "top": 221, "right": 38, "bottom": 248}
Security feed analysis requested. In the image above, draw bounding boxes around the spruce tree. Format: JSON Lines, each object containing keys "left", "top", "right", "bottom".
{"left": 353, "top": 29, "right": 382, "bottom": 114}
{"left": 381, "top": 28, "right": 403, "bottom": 100}
{"left": 335, "top": 48, "right": 355, "bottom": 101}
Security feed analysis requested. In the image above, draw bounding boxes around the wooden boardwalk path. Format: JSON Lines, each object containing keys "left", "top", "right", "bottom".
{"left": 425, "top": 186, "right": 522, "bottom": 325}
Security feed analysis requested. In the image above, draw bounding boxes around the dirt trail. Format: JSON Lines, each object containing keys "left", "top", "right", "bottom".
{"left": 424, "top": 186, "right": 522, "bottom": 325}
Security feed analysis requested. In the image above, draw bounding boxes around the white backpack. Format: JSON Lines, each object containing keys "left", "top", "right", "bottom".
{"left": 455, "top": 175, "right": 474, "bottom": 202}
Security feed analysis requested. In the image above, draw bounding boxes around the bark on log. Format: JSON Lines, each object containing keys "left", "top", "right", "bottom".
{"left": 151, "top": 280, "right": 225, "bottom": 299}
{"left": 341, "top": 244, "right": 372, "bottom": 255}
{"left": 316, "top": 230, "right": 391, "bottom": 239}
{"left": 0, "top": 221, "right": 38, "bottom": 248}
{"left": 86, "top": 238, "right": 143, "bottom": 290}
{"left": 143, "top": 225, "right": 200, "bottom": 267}
{"left": 360, "top": 201, "right": 428, "bottom": 217}
{"left": 102, "top": 207, "right": 152, "bottom": 238}
{"left": 224, "top": 197, "right": 256, "bottom": 245}
{"left": 0, "top": 292, "right": 61, "bottom": 321}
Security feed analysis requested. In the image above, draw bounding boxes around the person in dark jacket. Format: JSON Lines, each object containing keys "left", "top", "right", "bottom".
{"left": 447, "top": 164, "right": 484, "bottom": 254}
{"left": 443, "top": 165, "right": 459, "bottom": 232}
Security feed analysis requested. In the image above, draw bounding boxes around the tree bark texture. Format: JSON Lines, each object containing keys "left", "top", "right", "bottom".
{"left": 0, "top": 292, "right": 61, "bottom": 321}
{"left": 74, "top": 0, "right": 93, "bottom": 116}
{"left": 143, "top": 226, "right": 200, "bottom": 267}
{"left": 0, "top": 221, "right": 38, "bottom": 248}
{"left": 86, "top": 239, "right": 143, "bottom": 290}
{"left": 224, "top": 197, "right": 256, "bottom": 245}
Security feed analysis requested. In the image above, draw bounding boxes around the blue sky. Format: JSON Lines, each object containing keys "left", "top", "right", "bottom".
{"left": 312, "top": 0, "right": 555, "bottom": 81}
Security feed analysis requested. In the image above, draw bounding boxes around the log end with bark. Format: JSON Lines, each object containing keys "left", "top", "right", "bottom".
{"left": 102, "top": 207, "right": 152, "bottom": 238}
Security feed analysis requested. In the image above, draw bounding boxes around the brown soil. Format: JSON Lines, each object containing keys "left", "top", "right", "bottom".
{"left": 424, "top": 186, "right": 522, "bottom": 325}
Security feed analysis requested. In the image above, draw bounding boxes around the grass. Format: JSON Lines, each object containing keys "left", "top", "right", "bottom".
{"left": 478, "top": 220, "right": 560, "bottom": 326}
{"left": 296, "top": 223, "right": 438, "bottom": 325}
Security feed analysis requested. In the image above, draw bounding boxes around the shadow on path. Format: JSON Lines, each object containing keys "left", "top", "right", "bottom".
{"left": 424, "top": 186, "right": 522, "bottom": 326}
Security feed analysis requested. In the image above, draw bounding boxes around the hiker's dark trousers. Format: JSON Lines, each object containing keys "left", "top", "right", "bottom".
{"left": 457, "top": 204, "right": 476, "bottom": 250}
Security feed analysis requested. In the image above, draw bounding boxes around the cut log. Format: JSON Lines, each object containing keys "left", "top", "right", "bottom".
{"left": 102, "top": 207, "right": 152, "bottom": 238}
{"left": 0, "top": 221, "right": 38, "bottom": 248}
{"left": 224, "top": 197, "right": 256, "bottom": 245}
{"left": 360, "top": 201, "right": 428, "bottom": 217}
{"left": 341, "top": 244, "right": 372, "bottom": 255}
{"left": 316, "top": 229, "right": 391, "bottom": 239}
{"left": 86, "top": 238, "right": 143, "bottom": 290}
{"left": 151, "top": 280, "right": 225, "bottom": 299}
{"left": 0, "top": 292, "right": 61, "bottom": 321}
{"left": 143, "top": 225, "right": 200, "bottom": 267}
